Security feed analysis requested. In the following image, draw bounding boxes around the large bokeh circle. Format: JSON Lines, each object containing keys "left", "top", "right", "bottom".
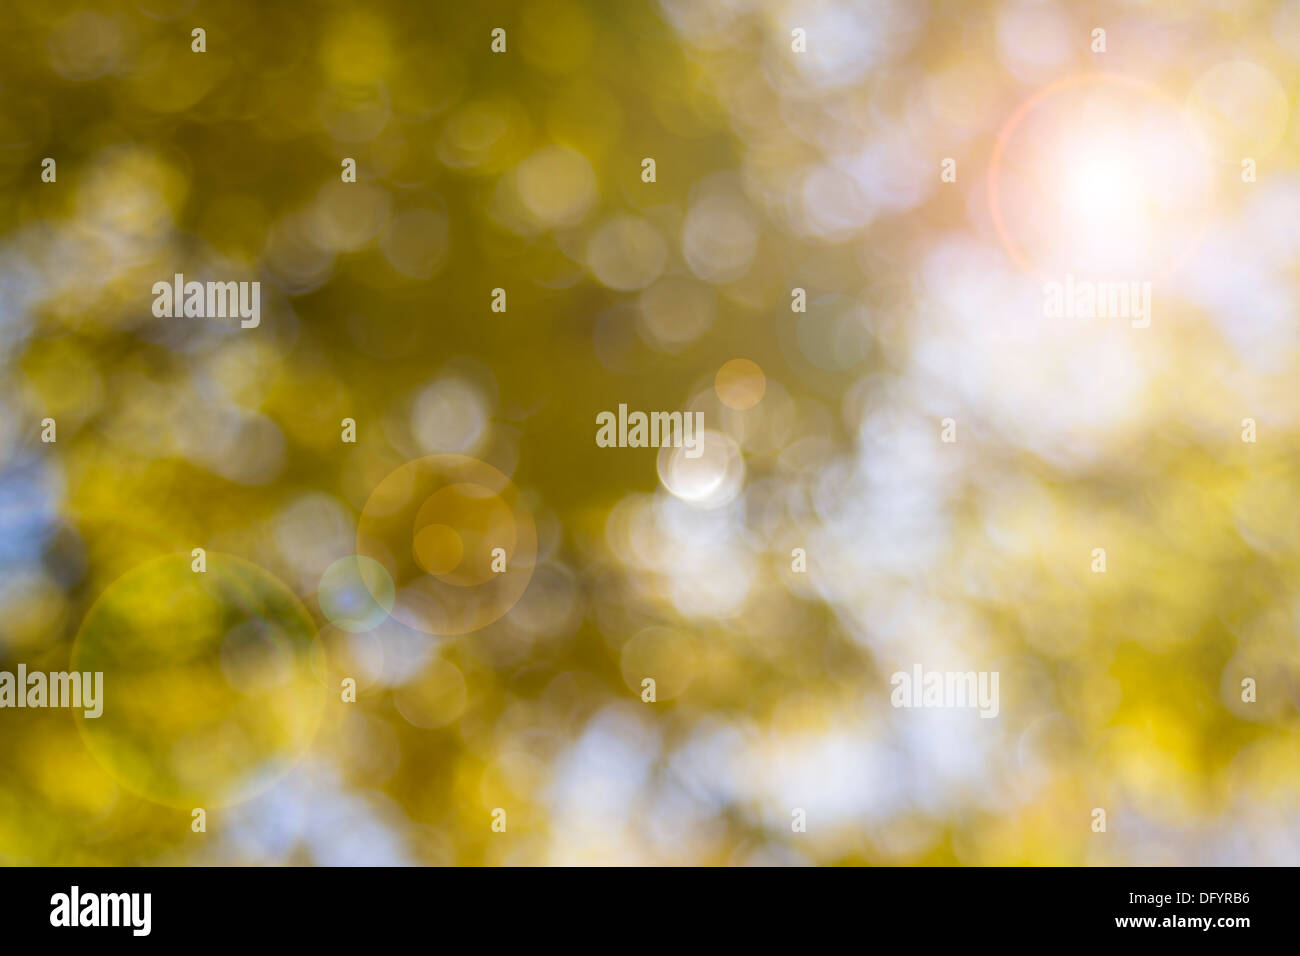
{"left": 72, "top": 552, "right": 327, "bottom": 808}
{"left": 356, "top": 454, "right": 537, "bottom": 635}
{"left": 987, "top": 72, "right": 1213, "bottom": 284}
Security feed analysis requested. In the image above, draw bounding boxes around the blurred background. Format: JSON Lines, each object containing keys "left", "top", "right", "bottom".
{"left": 2, "top": 0, "right": 1300, "bottom": 865}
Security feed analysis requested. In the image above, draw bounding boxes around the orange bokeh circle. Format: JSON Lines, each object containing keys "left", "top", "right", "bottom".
{"left": 357, "top": 455, "right": 537, "bottom": 636}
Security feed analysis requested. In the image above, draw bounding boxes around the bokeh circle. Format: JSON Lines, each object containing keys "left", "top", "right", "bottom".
{"left": 356, "top": 454, "right": 537, "bottom": 635}
{"left": 987, "top": 72, "right": 1215, "bottom": 284}
{"left": 318, "top": 554, "right": 396, "bottom": 632}
{"left": 714, "top": 358, "right": 767, "bottom": 410}
{"left": 72, "top": 552, "right": 327, "bottom": 808}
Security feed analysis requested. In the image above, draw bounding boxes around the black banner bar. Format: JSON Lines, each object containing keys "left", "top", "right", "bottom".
{"left": 0, "top": 866, "right": 1276, "bottom": 943}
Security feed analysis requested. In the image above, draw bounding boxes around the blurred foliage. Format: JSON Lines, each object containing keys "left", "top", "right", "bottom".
{"left": 1, "top": 0, "right": 1300, "bottom": 865}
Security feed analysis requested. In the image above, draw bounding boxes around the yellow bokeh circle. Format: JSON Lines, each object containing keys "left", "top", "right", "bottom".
{"left": 71, "top": 552, "right": 327, "bottom": 809}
